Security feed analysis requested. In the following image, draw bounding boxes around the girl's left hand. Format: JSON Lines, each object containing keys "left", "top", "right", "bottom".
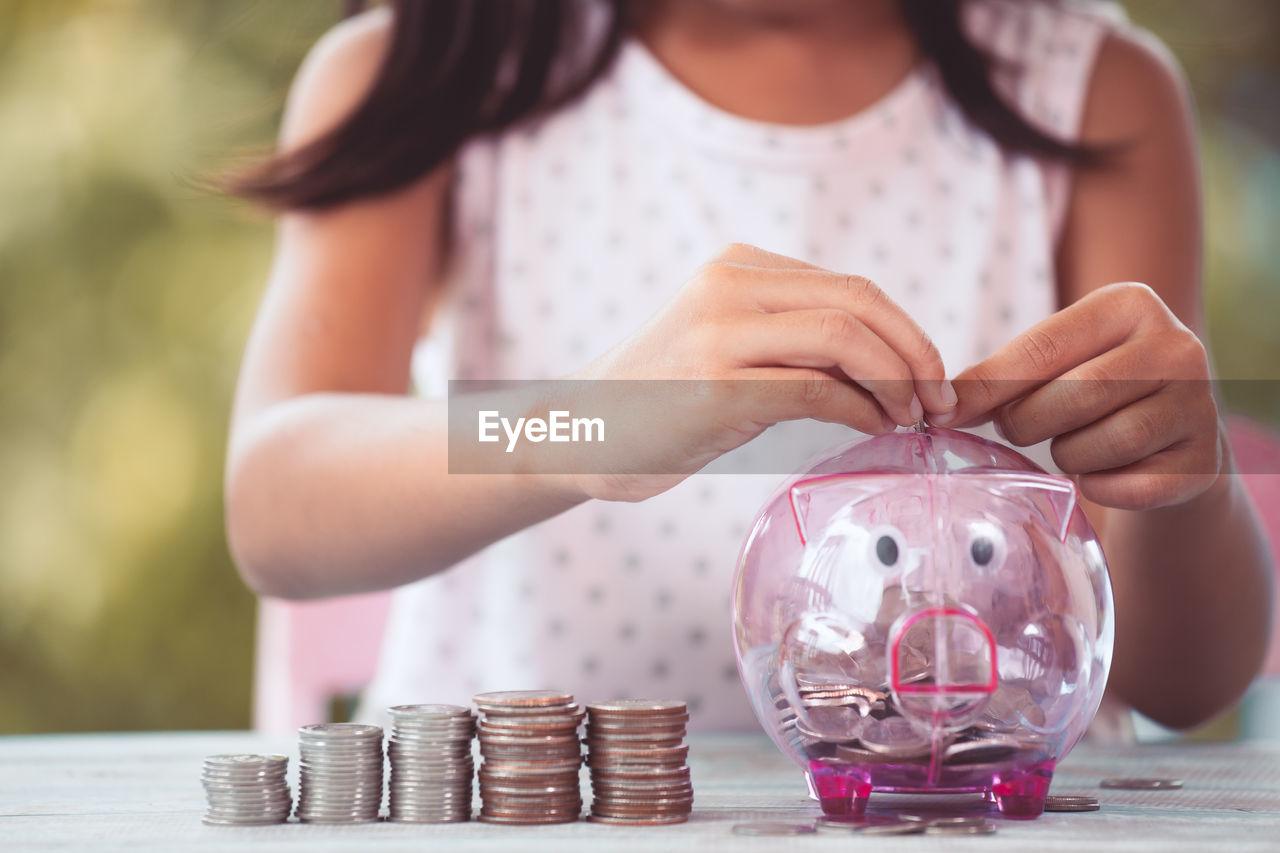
{"left": 932, "top": 282, "right": 1223, "bottom": 511}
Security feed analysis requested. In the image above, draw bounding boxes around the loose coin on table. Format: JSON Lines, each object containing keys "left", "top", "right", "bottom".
{"left": 1100, "top": 777, "right": 1183, "bottom": 790}
{"left": 732, "top": 822, "right": 817, "bottom": 836}
{"left": 926, "top": 816, "right": 998, "bottom": 835}
{"left": 861, "top": 820, "right": 928, "bottom": 836}
{"left": 201, "top": 754, "right": 291, "bottom": 826}
{"left": 1045, "top": 794, "right": 1101, "bottom": 812}
{"left": 814, "top": 814, "right": 927, "bottom": 834}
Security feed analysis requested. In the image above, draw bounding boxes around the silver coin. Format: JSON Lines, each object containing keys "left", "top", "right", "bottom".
{"left": 391, "top": 771, "right": 473, "bottom": 783}
{"left": 981, "top": 686, "right": 1047, "bottom": 729}
{"left": 928, "top": 816, "right": 992, "bottom": 827}
{"left": 389, "top": 703, "right": 471, "bottom": 717}
{"left": 390, "top": 746, "right": 472, "bottom": 755}
{"left": 478, "top": 813, "right": 580, "bottom": 825}
{"left": 731, "top": 822, "right": 816, "bottom": 836}
{"left": 813, "top": 814, "right": 926, "bottom": 833}
{"left": 587, "top": 813, "right": 688, "bottom": 826}
{"left": 201, "top": 772, "right": 288, "bottom": 784}
{"left": 204, "top": 753, "right": 288, "bottom": 766}
{"left": 586, "top": 699, "right": 688, "bottom": 715}
{"left": 297, "top": 757, "right": 383, "bottom": 768}
{"left": 300, "top": 722, "right": 383, "bottom": 737}
{"left": 200, "top": 751, "right": 294, "bottom": 824}
{"left": 390, "top": 812, "right": 471, "bottom": 821}
{"left": 927, "top": 817, "right": 997, "bottom": 835}
{"left": 203, "top": 787, "right": 292, "bottom": 798}
{"left": 859, "top": 716, "right": 932, "bottom": 758}
{"left": 201, "top": 776, "right": 290, "bottom": 787}
{"left": 590, "top": 779, "right": 691, "bottom": 791}
{"left": 206, "top": 803, "right": 294, "bottom": 815}
{"left": 861, "top": 820, "right": 928, "bottom": 836}
{"left": 587, "top": 713, "right": 690, "bottom": 726}
{"left": 944, "top": 736, "right": 1020, "bottom": 766}
{"left": 389, "top": 750, "right": 472, "bottom": 760}
{"left": 587, "top": 730, "right": 688, "bottom": 743}
{"left": 1045, "top": 794, "right": 1100, "bottom": 812}
{"left": 202, "top": 815, "right": 289, "bottom": 826}
{"left": 390, "top": 731, "right": 474, "bottom": 743}
{"left": 1099, "top": 777, "right": 1183, "bottom": 790}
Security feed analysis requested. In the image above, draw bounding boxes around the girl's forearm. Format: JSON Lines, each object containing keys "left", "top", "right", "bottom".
{"left": 224, "top": 392, "right": 587, "bottom": 599}
{"left": 1102, "top": 431, "right": 1275, "bottom": 728}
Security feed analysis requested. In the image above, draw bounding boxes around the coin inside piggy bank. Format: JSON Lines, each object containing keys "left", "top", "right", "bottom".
{"left": 732, "top": 426, "right": 1114, "bottom": 819}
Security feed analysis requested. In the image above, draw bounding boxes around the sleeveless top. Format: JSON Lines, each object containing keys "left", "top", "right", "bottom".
{"left": 359, "top": 0, "right": 1133, "bottom": 731}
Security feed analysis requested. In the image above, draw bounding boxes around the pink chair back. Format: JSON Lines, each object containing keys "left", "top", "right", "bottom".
{"left": 253, "top": 591, "right": 392, "bottom": 733}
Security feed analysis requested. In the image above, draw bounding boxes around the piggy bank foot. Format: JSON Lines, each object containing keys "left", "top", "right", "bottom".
{"left": 989, "top": 763, "right": 1055, "bottom": 819}
{"left": 807, "top": 769, "right": 872, "bottom": 817}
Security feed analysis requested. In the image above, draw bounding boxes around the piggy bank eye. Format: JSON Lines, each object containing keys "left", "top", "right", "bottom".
{"left": 868, "top": 526, "right": 905, "bottom": 574}
{"left": 967, "top": 522, "right": 1006, "bottom": 571}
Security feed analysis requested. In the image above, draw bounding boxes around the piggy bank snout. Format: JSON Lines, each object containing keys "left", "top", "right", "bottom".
{"left": 890, "top": 607, "right": 998, "bottom": 718}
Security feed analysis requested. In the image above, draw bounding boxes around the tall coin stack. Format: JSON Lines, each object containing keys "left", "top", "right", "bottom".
{"left": 295, "top": 723, "right": 385, "bottom": 823}
{"left": 386, "top": 704, "right": 476, "bottom": 822}
{"left": 473, "top": 690, "right": 586, "bottom": 825}
{"left": 201, "top": 754, "right": 291, "bottom": 826}
{"left": 585, "top": 699, "right": 694, "bottom": 825}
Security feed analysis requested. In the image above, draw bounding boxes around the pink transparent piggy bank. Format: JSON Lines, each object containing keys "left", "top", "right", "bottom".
{"left": 732, "top": 426, "right": 1114, "bottom": 819}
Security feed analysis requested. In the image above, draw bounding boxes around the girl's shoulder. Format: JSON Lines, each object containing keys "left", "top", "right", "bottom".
{"left": 965, "top": 0, "right": 1130, "bottom": 48}
{"left": 281, "top": 7, "right": 393, "bottom": 150}
{"left": 964, "top": 0, "right": 1178, "bottom": 145}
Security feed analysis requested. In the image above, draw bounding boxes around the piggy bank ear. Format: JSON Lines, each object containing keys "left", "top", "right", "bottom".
{"left": 982, "top": 472, "right": 1077, "bottom": 542}
{"left": 789, "top": 474, "right": 907, "bottom": 545}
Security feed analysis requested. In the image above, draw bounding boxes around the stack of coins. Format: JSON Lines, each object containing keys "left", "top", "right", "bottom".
{"left": 295, "top": 723, "right": 385, "bottom": 823}
{"left": 386, "top": 704, "right": 477, "bottom": 822}
{"left": 584, "top": 699, "right": 694, "bottom": 825}
{"left": 201, "top": 754, "right": 291, "bottom": 826}
{"left": 473, "top": 690, "right": 585, "bottom": 825}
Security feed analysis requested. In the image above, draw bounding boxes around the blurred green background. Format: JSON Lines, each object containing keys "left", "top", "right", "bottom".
{"left": 1, "top": 1, "right": 1277, "bottom": 734}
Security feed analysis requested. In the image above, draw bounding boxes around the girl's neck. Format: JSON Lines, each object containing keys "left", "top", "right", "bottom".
{"left": 634, "top": 0, "right": 918, "bottom": 126}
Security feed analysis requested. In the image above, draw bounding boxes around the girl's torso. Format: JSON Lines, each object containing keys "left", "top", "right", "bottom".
{"left": 360, "top": 0, "right": 1127, "bottom": 730}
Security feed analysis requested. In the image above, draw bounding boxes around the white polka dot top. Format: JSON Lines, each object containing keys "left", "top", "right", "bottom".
{"left": 360, "top": 0, "right": 1131, "bottom": 730}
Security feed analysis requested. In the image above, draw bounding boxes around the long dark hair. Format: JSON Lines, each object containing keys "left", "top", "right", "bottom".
{"left": 232, "top": 0, "right": 1097, "bottom": 210}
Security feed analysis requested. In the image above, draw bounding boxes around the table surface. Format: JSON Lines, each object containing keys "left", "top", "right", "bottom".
{"left": 2, "top": 731, "right": 1279, "bottom": 851}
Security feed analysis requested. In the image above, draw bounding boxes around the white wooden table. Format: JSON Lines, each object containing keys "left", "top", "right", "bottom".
{"left": 2, "top": 732, "right": 1278, "bottom": 851}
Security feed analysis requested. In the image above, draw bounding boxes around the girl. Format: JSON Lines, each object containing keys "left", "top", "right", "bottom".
{"left": 225, "top": 0, "right": 1272, "bottom": 730}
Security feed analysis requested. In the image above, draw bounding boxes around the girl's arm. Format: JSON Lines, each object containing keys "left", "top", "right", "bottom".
{"left": 944, "top": 32, "right": 1273, "bottom": 728}
{"left": 226, "top": 12, "right": 958, "bottom": 599}
{"left": 1060, "top": 33, "right": 1273, "bottom": 728}
{"left": 225, "top": 11, "right": 590, "bottom": 598}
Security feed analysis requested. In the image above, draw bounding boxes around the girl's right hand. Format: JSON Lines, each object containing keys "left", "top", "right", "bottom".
{"left": 557, "top": 243, "right": 957, "bottom": 502}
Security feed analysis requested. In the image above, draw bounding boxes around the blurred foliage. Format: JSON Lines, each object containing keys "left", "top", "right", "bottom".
{"left": 0, "top": 0, "right": 343, "bottom": 732}
{"left": 0, "top": 0, "right": 1276, "bottom": 734}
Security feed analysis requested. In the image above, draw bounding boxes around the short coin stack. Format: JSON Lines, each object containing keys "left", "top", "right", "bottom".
{"left": 387, "top": 704, "right": 477, "bottom": 822}
{"left": 295, "top": 723, "right": 385, "bottom": 823}
{"left": 473, "top": 690, "right": 586, "bottom": 825}
{"left": 201, "top": 754, "right": 291, "bottom": 826}
{"left": 584, "top": 699, "right": 694, "bottom": 825}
